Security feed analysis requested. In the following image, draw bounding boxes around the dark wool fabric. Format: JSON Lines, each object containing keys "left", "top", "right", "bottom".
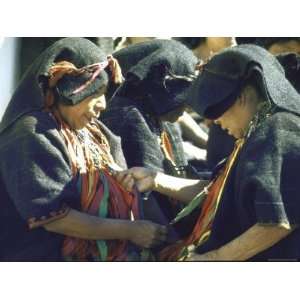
{"left": 113, "top": 39, "right": 198, "bottom": 116}
{"left": 206, "top": 52, "right": 300, "bottom": 171}
{"left": 0, "top": 111, "right": 126, "bottom": 261}
{"left": 103, "top": 40, "right": 197, "bottom": 229}
{"left": 206, "top": 124, "right": 235, "bottom": 169}
{"left": 188, "top": 44, "right": 300, "bottom": 119}
{"left": 102, "top": 95, "right": 187, "bottom": 229}
{"left": 196, "top": 111, "right": 300, "bottom": 260}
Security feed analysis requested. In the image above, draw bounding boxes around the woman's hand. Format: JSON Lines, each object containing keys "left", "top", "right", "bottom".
{"left": 127, "top": 220, "right": 168, "bottom": 248}
{"left": 115, "top": 167, "right": 157, "bottom": 192}
{"left": 185, "top": 251, "right": 218, "bottom": 261}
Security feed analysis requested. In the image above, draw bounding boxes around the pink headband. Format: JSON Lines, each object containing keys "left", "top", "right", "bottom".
{"left": 71, "top": 60, "right": 109, "bottom": 95}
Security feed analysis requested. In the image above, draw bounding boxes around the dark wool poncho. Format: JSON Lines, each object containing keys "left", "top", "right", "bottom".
{"left": 103, "top": 40, "right": 198, "bottom": 229}
{"left": 188, "top": 44, "right": 300, "bottom": 261}
{"left": 0, "top": 38, "right": 126, "bottom": 261}
{"left": 197, "top": 111, "right": 300, "bottom": 260}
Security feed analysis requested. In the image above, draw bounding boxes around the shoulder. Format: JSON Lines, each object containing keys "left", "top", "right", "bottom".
{"left": 252, "top": 111, "right": 300, "bottom": 138}
{"left": 237, "top": 111, "right": 300, "bottom": 177}
{"left": 9, "top": 111, "right": 59, "bottom": 139}
{"left": 244, "top": 111, "right": 300, "bottom": 153}
{"left": 0, "top": 111, "right": 67, "bottom": 159}
{"left": 104, "top": 97, "right": 149, "bottom": 130}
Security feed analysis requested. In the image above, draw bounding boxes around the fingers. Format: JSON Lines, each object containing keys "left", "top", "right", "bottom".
{"left": 114, "top": 170, "right": 129, "bottom": 183}
{"left": 114, "top": 171, "right": 135, "bottom": 192}
{"left": 148, "top": 225, "right": 168, "bottom": 248}
{"left": 122, "top": 174, "right": 135, "bottom": 192}
{"left": 135, "top": 176, "right": 153, "bottom": 192}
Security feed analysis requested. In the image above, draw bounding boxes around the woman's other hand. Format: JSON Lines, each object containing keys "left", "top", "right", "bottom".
{"left": 128, "top": 220, "right": 168, "bottom": 248}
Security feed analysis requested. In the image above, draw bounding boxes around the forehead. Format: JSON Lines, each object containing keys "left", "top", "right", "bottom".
{"left": 71, "top": 86, "right": 107, "bottom": 108}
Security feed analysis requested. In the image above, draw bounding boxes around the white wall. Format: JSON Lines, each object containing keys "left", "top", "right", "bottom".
{"left": 0, "top": 37, "right": 20, "bottom": 120}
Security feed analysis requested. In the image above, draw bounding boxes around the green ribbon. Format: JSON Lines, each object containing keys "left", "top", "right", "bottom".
{"left": 170, "top": 188, "right": 208, "bottom": 225}
{"left": 96, "top": 172, "right": 110, "bottom": 261}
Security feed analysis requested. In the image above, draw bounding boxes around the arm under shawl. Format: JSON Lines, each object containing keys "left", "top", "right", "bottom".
{"left": 0, "top": 111, "right": 78, "bottom": 229}
{"left": 235, "top": 111, "right": 300, "bottom": 227}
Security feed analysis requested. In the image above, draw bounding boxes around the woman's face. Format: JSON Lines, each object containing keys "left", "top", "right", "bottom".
{"left": 214, "top": 91, "right": 257, "bottom": 139}
{"left": 57, "top": 87, "right": 107, "bottom": 130}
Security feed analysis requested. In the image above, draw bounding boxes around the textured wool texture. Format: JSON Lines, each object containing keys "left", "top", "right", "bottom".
{"left": 112, "top": 39, "right": 198, "bottom": 116}
{"left": 188, "top": 44, "right": 300, "bottom": 119}
{"left": 103, "top": 40, "right": 198, "bottom": 231}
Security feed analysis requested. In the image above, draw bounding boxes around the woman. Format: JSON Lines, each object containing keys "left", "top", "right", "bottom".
{"left": 0, "top": 37, "right": 166, "bottom": 261}
{"left": 117, "top": 44, "right": 300, "bottom": 261}
{"left": 102, "top": 40, "right": 198, "bottom": 235}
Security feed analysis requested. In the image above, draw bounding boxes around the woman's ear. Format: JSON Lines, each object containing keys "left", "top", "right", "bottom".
{"left": 237, "top": 91, "right": 247, "bottom": 108}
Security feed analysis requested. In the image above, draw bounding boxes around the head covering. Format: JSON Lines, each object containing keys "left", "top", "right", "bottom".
{"left": 113, "top": 39, "right": 198, "bottom": 116}
{"left": 187, "top": 44, "right": 300, "bottom": 119}
{"left": 0, "top": 37, "right": 121, "bottom": 134}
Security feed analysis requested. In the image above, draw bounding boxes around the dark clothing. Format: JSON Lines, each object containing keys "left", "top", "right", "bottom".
{"left": 196, "top": 111, "right": 300, "bottom": 261}
{"left": 0, "top": 111, "right": 126, "bottom": 261}
{"left": 113, "top": 39, "right": 197, "bottom": 116}
{"left": 187, "top": 44, "right": 300, "bottom": 119}
{"left": 102, "top": 96, "right": 187, "bottom": 227}
{"left": 103, "top": 40, "right": 197, "bottom": 230}
{"left": 206, "top": 124, "right": 235, "bottom": 169}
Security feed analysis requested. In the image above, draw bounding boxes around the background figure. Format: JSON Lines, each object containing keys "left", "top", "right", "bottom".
{"left": 255, "top": 37, "right": 300, "bottom": 55}
{"left": 102, "top": 39, "right": 198, "bottom": 236}
{"left": 174, "top": 37, "right": 236, "bottom": 61}
{"left": 114, "top": 37, "right": 156, "bottom": 51}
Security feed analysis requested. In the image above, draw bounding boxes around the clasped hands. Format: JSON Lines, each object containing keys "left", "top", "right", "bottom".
{"left": 114, "top": 167, "right": 157, "bottom": 193}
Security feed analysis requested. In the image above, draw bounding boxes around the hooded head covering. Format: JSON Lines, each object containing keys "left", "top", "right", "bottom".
{"left": 113, "top": 39, "right": 198, "bottom": 116}
{"left": 187, "top": 44, "right": 300, "bottom": 119}
{"left": 0, "top": 37, "right": 122, "bottom": 134}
